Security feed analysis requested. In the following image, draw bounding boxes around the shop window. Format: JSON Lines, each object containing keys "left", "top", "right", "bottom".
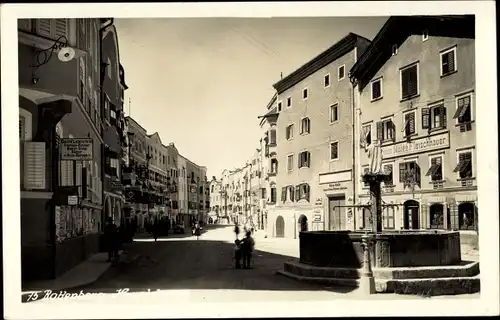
{"left": 429, "top": 203, "right": 445, "bottom": 229}
{"left": 383, "top": 207, "right": 395, "bottom": 229}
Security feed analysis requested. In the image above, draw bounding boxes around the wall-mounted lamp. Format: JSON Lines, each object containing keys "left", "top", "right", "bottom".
{"left": 31, "top": 36, "right": 76, "bottom": 84}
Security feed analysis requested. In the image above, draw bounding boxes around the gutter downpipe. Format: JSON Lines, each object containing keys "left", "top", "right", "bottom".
{"left": 99, "top": 18, "right": 114, "bottom": 226}
{"left": 350, "top": 75, "right": 358, "bottom": 231}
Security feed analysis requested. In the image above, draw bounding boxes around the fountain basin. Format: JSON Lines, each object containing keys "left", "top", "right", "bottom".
{"left": 299, "top": 230, "right": 461, "bottom": 268}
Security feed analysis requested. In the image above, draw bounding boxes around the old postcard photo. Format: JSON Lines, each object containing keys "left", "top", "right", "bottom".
{"left": 1, "top": 1, "right": 498, "bottom": 319}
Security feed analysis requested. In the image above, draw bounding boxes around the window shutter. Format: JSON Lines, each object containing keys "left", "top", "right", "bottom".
{"left": 389, "top": 121, "right": 396, "bottom": 142}
{"left": 409, "top": 112, "right": 415, "bottom": 134}
{"left": 281, "top": 187, "right": 286, "bottom": 202}
{"left": 415, "top": 163, "right": 421, "bottom": 186}
{"left": 295, "top": 185, "right": 301, "bottom": 201}
{"left": 305, "top": 184, "right": 310, "bottom": 202}
{"left": 421, "top": 107, "right": 430, "bottom": 129}
{"left": 54, "top": 19, "right": 67, "bottom": 38}
{"left": 289, "top": 186, "right": 295, "bottom": 202}
{"left": 439, "top": 106, "right": 447, "bottom": 129}
{"left": 399, "top": 163, "right": 406, "bottom": 183}
{"left": 67, "top": 161, "right": 74, "bottom": 186}
{"left": 36, "top": 19, "right": 52, "bottom": 38}
{"left": 19, "top": 116, "right": 26, "bottom": 140}
{"left": 376, "top": 121, "right": 383, "bottom": 142}
{"left": 24, "top": 142, "right": 46, "bottom": 189}
{"left": 76, "top": 162, "right": 83, "bottom": 197}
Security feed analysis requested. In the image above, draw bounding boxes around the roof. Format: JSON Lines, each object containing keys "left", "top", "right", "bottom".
{"left": 349, "top": 15, "right": 475, "bottom": 90}
{"left": 272, "top": 33, "right": 371, "bottom": 94}
{"left": 125, "top": 116, "right": 147, "bottom": 133}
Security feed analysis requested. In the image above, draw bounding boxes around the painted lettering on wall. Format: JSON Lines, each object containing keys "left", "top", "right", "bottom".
{"left": 323, "top": 182, "right": 348, "bottom": 192}
{"left": 381, "top": 132, "right": 450, "bottom": 159}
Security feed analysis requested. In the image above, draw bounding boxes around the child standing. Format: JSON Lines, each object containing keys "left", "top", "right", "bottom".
{"left": 234, "top": 239, "right": 242, "bottom": 269}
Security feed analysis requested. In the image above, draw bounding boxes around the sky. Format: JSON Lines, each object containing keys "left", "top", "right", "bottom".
{"left": 114, "top": 17, "right": 388, "bottom": 178}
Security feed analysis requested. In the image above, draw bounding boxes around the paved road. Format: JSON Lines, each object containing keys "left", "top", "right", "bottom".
{"left": 27, "top": 225, "right": 479, "bottom": 304}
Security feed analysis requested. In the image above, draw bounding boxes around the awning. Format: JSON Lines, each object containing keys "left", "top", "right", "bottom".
{"left": 425, "top": 163, "right": 441, "bottom": 176}
{"left": 453, "top": 159, "right": 470, "bottom": 173}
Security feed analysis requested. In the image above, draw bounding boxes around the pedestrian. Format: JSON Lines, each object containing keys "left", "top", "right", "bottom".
{"left": 234, "top": 224, "right": 240, "bottom": 240}
{"left": 194, "top": 221, "right": 201, "bottom": 240}
{"left": 234, "top": 239, "right": 242, "bottom": 269}
{"left": 241, "top": 231, "right": 255, "bottom": 269}
{"left": 152, "top": 220, "right": 159, "bottom": 242}
{"left": 104, "top": 217, "right": 119, "bottom": 263}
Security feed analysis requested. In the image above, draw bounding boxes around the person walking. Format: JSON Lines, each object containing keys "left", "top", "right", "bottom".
{"left": 234, "top": 239, "right": 242, "bottom": 269}
{"left": 104, "top": 217, "right": 119, "bottom": 263}
{"left": 234, "top": 224, "right": 240, "bottom": 240}
{"left": 152, "top": 219, "right": 159, "bottom": 242}
{"left": 241, "top": 231, "right": 255, "bottom": 269}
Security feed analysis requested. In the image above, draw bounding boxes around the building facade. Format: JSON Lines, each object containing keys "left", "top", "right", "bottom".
{"left": 349, "top": 16, "right": 476, "bottom": 232}
{"left": 267, "top": 33, "right": 371, "bottom": 239}
{"left": 101, "top": 21, "right": 128, "bottom": 231}
{"left": 19, "top": 18, "right": 105, "bottom": 280}
{"left": 209, "top": 177, "right": 222, "bottom": 222}
{"left": 177, "top": 154, "right": 188, "bottom": 220}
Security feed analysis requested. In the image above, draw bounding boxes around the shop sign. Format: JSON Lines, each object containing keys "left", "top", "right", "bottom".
{"left": 60, "top": 138, "right": 93, "bottom": 160}
{"left": 68, "top": 195, "right": 78, "bottom": 205}
{"left": 323, "top": 182, "right": 348, "bottom": 192}
{"left": 381, "top": 132, "right": 450, "bottom": 159}
{"left": 313, "top": 214, "right": 321, "bottom": 222}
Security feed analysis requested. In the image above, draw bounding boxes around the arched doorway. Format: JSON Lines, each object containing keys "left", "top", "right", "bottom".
{"left": 458, "top": 202, "right": 476, "bottom": 230}
{"left": 276, "top": 216, "right": 285, "bottom": 238}
{"left": 298, "top": 215, "right": 308, "bottom": 232}
{"left": 403, "top": 200, "right": 420, "bottom": 230}
{"left": 429, "top": 203, "right": 445, "bottom": 229}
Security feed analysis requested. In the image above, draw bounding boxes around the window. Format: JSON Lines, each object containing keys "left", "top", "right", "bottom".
{"left": 422, "top": 30, "right": 429, "bottom": 41}
{"left": 403, "top": 111, "right": 416, "bottom": 137}
{"left": 454, "top": 95, "right": 473, "bottom": 130}
{"left": 361, "top": 124, "right": 371, "bottom": 145}
{"left": 324, "top": 74, "right": 330, "bottom": 87}
{"left": 400, "top": 63, "right": 419, "bottom": 99}
{"left": 302, "top": 88, "right": 308, "bottom": 100}
{"left": 399, "top": 161, "right": 421, "bottom": 188}
{"left": 454, "top": 151, "right": 473, "bottom": 179}
{"left": 296, "top": 183, "right": 310, "bottom": 201}
{"left": 261, "top": 188, "right": 267, "bottom": 199}
{"left": 429, "top": 204, "right": 445, "bottom": 229}
{"left": 270, "top": 159, "right": 278, "bottom": 173}
{"left": 371, "top": 78, "right": 383, "bottom": 101}
{"left": 422, "top": 104, "right": 446, "bottom": 131}
{"left": 285, "top": 124, "right": 294, "bottom": 140}
{"left": 270, "top": 187, "right": 276, "bottom": 203}
{"left": 383, "top": 208, "right": 395, "bottom": 229}
{"left": 269, "top": 129, "right": 277, "bottom": 145}
{"left": 330, "top": 142, "right": 339, "bottom": 160}
{"left": 286, "top": 97, "right": 292, "bottom": 108}
{"left": 383, "top": 164, "right": 394, "bottom": 186}
{"left": 277, "top": 101, "right": 283, "bottom": 112}
{"left": 300, "top": 117, "right": 310, "bottom": 134}
{"left": 392, "top": 44, "right": 398, "bottom": 56}
{"left": 299, "top": 151, "right": 310, "bottom": 168}
{"left": 329, "top": 104, "right": 339, "bottom": 123}
{"left": 338, "top": 65, "right": 345, "bottom": 81}
{"left": 376, "top": 119, "right": 395, "bottom": 142}
{"left": 426, "top": 155, "right": 443, "bottom": 181}
{"left": 281, "top": 187, "right": 287, "bottom": 203}
{"left": 440, "top": 46, "right": 457, "bottom": 76}
{"left": 287, "top": 154, "right": 294, "bottom": 172}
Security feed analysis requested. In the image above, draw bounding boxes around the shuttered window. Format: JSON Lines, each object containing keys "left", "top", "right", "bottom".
{"left": 403, "top": 112, "right": 416, "bottom": 137}
{"left": 441, "top": 47, "right": 457, "bottom": 75}
{"left": 454, "top": 95, "right": 472, "bottom": 124}
{"left": 19, "top": 116, "right": 26, "bottom": 141}
{"left": 299, "top": 151, "right": 311, "bottom": 168}
{"left": 36, "top": 19, "right": 67, "bottom": 39}
{"left": 400, "top": 64, "right": 418, "bottom": 99}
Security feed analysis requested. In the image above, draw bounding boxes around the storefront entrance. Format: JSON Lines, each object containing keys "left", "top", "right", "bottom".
{"left": 298, "top": 215, "right": 308, "bottom": 232}
{"left": 328, "top": 195, "right": 346, "bottom": 231}
{"left": 403, "top": 200, "right": 420, "bottom": 229}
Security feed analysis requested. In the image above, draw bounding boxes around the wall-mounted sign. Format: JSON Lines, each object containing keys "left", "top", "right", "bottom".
{"left": 313, "top": 214, "right": 321, "bottom": 222}
{"left": 381, "top": 131, "right": 450, "bottom": 159}
{"left": 323, "top": 182, "right": 348, "bottom": 192}
{"left": 68, "top": 195, "right": 78, "bottom": 206}
{"left": 60, "top": 138, "right": 93, "bottom": 160}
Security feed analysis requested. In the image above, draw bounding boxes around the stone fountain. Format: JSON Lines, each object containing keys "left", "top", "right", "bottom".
{"left": 277, "top": 138, "right": 480, "bottom": 296}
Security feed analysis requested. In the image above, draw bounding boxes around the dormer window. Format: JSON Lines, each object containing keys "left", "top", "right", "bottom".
{"left": 392, "top": 44, "right": 398, "bottom": 56}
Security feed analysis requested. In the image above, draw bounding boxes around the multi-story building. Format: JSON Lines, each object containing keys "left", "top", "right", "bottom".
{"left": 209, "top": 176, "right": 222, "bottom": 222}
{"left": 258, "top": 93, "right": 279, "bottom": 233}
{"left": 349, "top": 15, "right": 476, "bottom": 233}
{"left": 124, "top": 116, "right": 149, "bottom": 229}
{"left": 101, "top": 20, "right": 128, "bottom": 230}
{"left": 177, "top": 154, "right": 188, "bottom": 223}
{"left": 164, "top": 143, "right": 180, "bottom": 222}
{"left": 267, "top": 33, "right": 371, "bottom": 239}
{"left": 185, "top": 159, "right": 209, "bottom": 224}
{"left": 144, "top": 133, "right": 169, "bottom": 221}
{"left": 19, "top": 18, "right": 105, "bottom": 280}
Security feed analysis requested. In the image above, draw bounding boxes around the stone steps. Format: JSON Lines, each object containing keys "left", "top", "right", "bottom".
{"left": 376, "top": 275, "right": 481, "bottom": 295}
{"left": 276, "top": 269, "right": 360, "bottom": 287}
{"left": 278, "top": 260, "right": 480, "bottom": 296}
